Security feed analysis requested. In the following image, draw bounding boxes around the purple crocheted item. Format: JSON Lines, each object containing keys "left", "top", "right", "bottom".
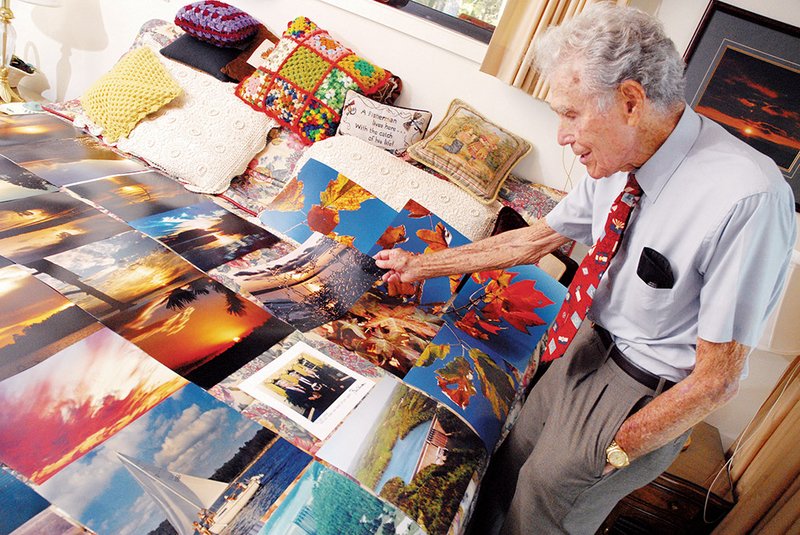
{"left": 175, "top": 1, "right": 259, "bottom": 47}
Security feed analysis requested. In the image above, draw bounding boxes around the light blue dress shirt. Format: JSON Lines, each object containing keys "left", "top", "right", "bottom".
{"left": 546, "top": 106, "right": 797, "bottom": 381}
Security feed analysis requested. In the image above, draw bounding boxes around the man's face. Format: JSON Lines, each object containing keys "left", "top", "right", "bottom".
{"left": 547, "top": 68, "right": 639, "bottom": 179}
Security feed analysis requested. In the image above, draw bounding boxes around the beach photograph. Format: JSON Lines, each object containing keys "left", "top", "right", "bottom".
{"left": 130, "top": 200, "right": 282, "bottom": 272}
{"left": 238, "top": 340, "right": 373, "bottom": 440}
{"left": 0, "top": 265, "right": 100, "bottom": 381}
{"left": 0, "top": 112, "right": 84, "bottom": 148}
{"left": 67, "top": 170, "right": 207, "bottom": 222}
{"left": 29, "top": 381, "right": 312, "bottom": 535}
{"left": 366, "top": 200, "right": 470, "bottom": 309}
{"left": 0, "top": 191, "right": 131, "bottom": 265}
{"left": 258, "top": 462, "right": 423, "bottom": 535}
{"left": 258, "top": 159, "right": 398, "bottom": 253}
{"left": 34, "top": 229, "right": 201, "bottom": 319}
{"left": 0, "top": 155, "right": 57, "bottom": 202}
{"left": 316, "top": 376, "right": 487, "bottom": 535}
{"left": 97, "top": 272, "right": 293, "bottom": 387}
{"left": 0, "top": 136, "right": 147, "bottom": 187}
{"left": 234, "top": 233, "right": 384, "bottom": 331}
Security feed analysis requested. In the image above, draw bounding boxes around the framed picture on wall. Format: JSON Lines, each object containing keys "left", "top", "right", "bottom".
{"left": 684, "top": 1, "right": 800, "bottom": 212}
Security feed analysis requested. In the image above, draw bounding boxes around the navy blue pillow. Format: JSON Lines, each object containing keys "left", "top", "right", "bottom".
{"left": 160, "top": 34, "right": 239, "bottom": 82}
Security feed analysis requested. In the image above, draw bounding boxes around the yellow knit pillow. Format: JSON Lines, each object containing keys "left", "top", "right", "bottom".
{"left": 81, "top": 47, "right": 182, "bottom": 142}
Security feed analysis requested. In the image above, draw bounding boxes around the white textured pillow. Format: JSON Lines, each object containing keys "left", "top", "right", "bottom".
{"left": 295, "top": 136, "right": 500, "bottom": 241}
{"left": 116, "top": 48, "right": 276, "bottom": 194}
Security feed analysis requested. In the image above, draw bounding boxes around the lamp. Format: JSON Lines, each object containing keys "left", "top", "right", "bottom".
{"left": 0, "top": 0, "right": 62, "bottom": 103}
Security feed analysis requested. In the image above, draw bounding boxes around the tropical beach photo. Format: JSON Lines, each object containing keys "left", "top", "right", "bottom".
{"left": 67, "top": 170, "right": 207, "bottom": 222}
{"left": 317, "top": 376, "right": 487, "bottom": 535}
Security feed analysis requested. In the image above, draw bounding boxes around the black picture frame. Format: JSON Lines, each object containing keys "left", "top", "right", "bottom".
{"left": 684, "top": 1, "right": 800, "bottom": 212}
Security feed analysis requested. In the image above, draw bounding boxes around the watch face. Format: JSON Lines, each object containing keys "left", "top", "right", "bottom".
{"left": 608, "top": 449, "right": 628, "bottom": 467}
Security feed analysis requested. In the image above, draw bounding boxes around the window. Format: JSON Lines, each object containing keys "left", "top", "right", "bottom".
{"left": 393, "top": 0, "right": 508, "bottom": 43}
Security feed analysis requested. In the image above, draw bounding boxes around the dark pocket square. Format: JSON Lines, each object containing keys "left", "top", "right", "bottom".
{"left": 636, "top": 247, "right": 674, "bottom": 289}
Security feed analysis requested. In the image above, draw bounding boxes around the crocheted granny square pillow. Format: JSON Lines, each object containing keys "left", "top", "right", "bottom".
{"left": 235, "top": 16, "right": 395, "bottom": 145}
{"left": 81, "top": 46, "right": 182, "bottom": 143}
{"left": 175, "top": 1, "right": 259, "bottom": 47}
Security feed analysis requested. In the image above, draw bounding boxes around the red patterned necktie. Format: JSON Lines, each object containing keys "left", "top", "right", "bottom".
{"left": 541, "top": 173, "right": 643, "bottom": 362}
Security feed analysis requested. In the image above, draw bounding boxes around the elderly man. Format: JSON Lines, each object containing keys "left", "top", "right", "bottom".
{"left": 375, "top": 4, "right": 796, "bottom": 534}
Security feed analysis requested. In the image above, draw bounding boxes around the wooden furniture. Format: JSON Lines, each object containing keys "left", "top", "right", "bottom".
{"left": 598, "top": 421, "right": 735, "bottom": 534}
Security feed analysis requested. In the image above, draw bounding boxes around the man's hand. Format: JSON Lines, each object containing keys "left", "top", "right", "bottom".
{"left": 374, "top": 249, "right": 423, "bottom": 283}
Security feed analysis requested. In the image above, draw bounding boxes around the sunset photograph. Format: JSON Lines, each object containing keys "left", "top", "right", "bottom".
{"left": 67, "top": 170, "right": 208, "bottom": 222}
{"left": 0, "top": 265, "right": 100, "bottom": 381}
{"left": 101, "top": 273, "right": 293, "bottom": 385}
{"left": 0, "top": 327, "right": 187, "bottom": 485}
{"left": 130, "top": 200, "right": 282, "bottom": 272}
{"left": 0, "top": 136, "right": 147, "bottom": 186}
{"left": 0, "top": 155, "right": 57, "bottom": 202}
{"left": 695, "top": 45, "right": 800, "bottom": 172}
{"left": 36, "top": 229, "right": 201, "bottom": 320}
{"left": 0, "top": 113, "right": 84, "bottom": 148}
{"left": 0, "top": 191, "right": 131, "bottom": 264}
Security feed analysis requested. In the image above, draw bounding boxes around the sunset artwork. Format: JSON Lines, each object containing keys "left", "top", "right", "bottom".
{"left": 34, "top": 229, "right": 201, "bottom": 319}
{"left": 0, "top": 136, "right": 147, "bottom": 187}
{"left": 0, "top": 327, "right": 186, "bottom": 485}
{"left": 67, "top": 170, "right": 207, "bottom": 222}
{"left": 130, "top": 200, "right": 282, "bottom": 272}
{"left": 0, "top": 191, "right": 131, "bottom": 264}
{"left": 0, "top": 155, "right": 57, "bottom": 202}
{"left": 0, "top": 113, "right": 84, "bottom": 148}
{"left": 695, "top": 45, "right": 800, "bottom": 173}
{"left": 0, "top": 265, "right": 100, "bottom": 381}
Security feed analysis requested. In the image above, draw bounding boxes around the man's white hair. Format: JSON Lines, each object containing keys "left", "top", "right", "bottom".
{"left": 534, "top": 3, "right": 686, "bottom": 111}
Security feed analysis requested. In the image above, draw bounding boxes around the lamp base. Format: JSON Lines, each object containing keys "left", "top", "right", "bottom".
{"left": 0, "top": 66, "right": 22, "bottom": 103}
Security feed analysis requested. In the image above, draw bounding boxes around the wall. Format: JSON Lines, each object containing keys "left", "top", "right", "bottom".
{"left": 11, "top": 0, "right": 800, "bottom": 448}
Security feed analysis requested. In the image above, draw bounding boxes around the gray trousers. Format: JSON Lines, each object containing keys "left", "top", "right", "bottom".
{"left": 491, "top": 323, "right": 690, "bottom": 534}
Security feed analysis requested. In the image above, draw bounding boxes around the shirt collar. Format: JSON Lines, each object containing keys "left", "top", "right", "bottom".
{"left": 634, "top": 105, "right": 701, "bottom": 204}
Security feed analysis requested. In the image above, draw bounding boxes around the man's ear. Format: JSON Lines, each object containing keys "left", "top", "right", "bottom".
{"left": 618, "top": 80, "right": 647, "bottom": 125}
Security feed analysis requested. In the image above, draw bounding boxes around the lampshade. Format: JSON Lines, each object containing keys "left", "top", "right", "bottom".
{"left": 18, "top": 0, "right": 62, "bottom": 6}
{"left": 758, "top": 249, "right": 800, "bottom": 355}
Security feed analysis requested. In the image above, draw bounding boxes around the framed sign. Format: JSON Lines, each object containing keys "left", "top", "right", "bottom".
{"left": 684, "top": 1, "right": 800, "bottom": 211}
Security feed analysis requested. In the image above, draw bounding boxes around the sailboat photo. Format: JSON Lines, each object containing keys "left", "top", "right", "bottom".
{"left": 116, "top": 452, "right": 262, "bottom": 535}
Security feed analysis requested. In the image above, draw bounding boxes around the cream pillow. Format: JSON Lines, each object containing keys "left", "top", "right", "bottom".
{"left": 116, "top": 49, "right": 276, "bottom": 194}
{"left": 81, "top": 47, "right": 182, "bottom": 143}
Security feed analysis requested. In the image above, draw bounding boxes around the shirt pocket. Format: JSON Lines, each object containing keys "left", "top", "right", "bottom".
{"left": 626, "top": 275, "right": 676, "bottom": 338}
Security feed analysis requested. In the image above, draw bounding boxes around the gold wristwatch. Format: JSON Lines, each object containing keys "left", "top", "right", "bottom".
{"left": 606, "top": 440, "right": 630, "bottom": 469}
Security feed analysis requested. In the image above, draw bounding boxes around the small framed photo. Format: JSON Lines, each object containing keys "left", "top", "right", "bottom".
{"left": 238, "top": 340, "right": 374, "bottom": 439}
{"left": 684, "top": 1, "right": 800, "bottom": 211}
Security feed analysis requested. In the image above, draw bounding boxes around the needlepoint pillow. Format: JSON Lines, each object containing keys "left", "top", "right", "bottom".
{"left": 221, "top": 24, "right": 281, "bottom": 82}
{"left": 175, "top": 1, "right": 259, "bottom": 47}
{"left": 235, "top": 16, "right": 395, "bottom": 145}
{"left": 406, "top": 99, "right": 531, "bottom": 204}
{"left": 80, "top": 46, "right": 182, "bottom": 143}
{"left": 336, "top": 90, "right": 432, "bottom": 154}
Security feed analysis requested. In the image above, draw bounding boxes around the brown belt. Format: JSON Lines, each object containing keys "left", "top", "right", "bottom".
{"left": 594, "top": 324, "right": 676, "bottom": 392}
